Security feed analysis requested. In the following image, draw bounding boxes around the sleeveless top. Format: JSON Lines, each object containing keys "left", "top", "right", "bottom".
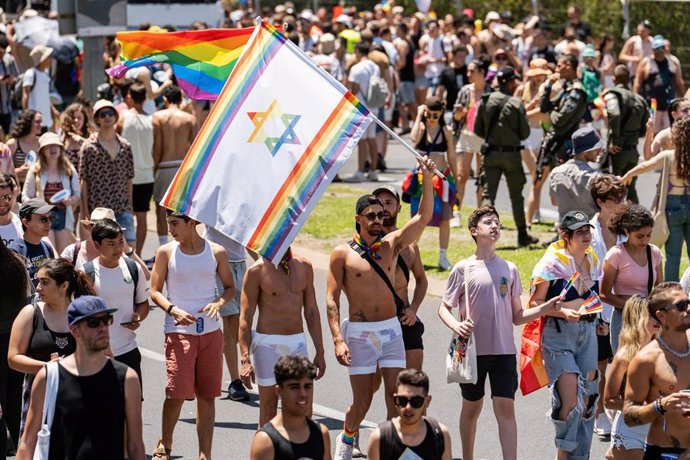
{"left": 49, "top": 359, "right": 128, "bottom": 460}
{"left": 164, "top": 240, "right": 220, "bottom": 335}
{"left": 29, "top": 303, "right": 76, "bottom": 361}
{"left": 642, "top": 58, "right": 677, "bottom": 110}
{"left": 379, "top": 418, "right": 444, "bottom": 459}
{"left": 261, "top": 418, "right": 324, "bottom": 460}
{"left": 13, "top": 139, "right": 27, "bottom": 168}
{"left": 400, "top": 37, "right": 416, "bottom": 82}
{"left": 415, "top": 127, "right": 447, "bottom": 155}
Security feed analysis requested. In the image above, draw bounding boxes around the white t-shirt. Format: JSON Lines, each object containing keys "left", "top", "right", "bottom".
{"left": 0, "top": 213, "right": 23, "bottom": 247}
{"left": 121, "top": 111, "right": 154, "bottom": 184}
{"left": 348, "top": 59, "right": 379, "bottom": 102}
{"left": 23, "top": 68, "right": 53, "bottom": 127}
{"left": 91, "top": 257, "right": 149, "bottom": 356}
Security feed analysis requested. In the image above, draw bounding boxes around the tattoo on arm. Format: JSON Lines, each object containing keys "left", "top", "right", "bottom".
{"left": 352, "top": 309, "right": 368, "bottom": 321}
{"left": 623, "top": 399, "right": 650, "bottom": 426}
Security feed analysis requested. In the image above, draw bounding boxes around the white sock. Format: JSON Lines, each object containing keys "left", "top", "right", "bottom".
{"left": 439, "top": 249, "right": 448, "bottom": 258}
{"left": 158, "top": 235, "right": 168, "bottom": 245}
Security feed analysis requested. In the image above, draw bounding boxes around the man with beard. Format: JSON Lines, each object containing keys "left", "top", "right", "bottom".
{"left": 366, "top": 369, "right": 452, "bottom": 460}
{"left": 373, "top": 185, "right": 427, "bottom": 370}
{"left": 623, "top": 282, "right": 690, "bottom": 460}
{"left": 17, "top": 296, "right": 145, "bottom": 459}
{"left": 328, "top": 157, "right": 435, "bottom": 460}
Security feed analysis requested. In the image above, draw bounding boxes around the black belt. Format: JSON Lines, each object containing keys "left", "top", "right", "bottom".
{"left": 487, "top": 145, "right": 523, "bottom": 153}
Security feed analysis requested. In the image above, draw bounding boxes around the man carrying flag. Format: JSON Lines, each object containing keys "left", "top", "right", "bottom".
{"left": 326, "top": 156, "right": 435, "bottom": 459}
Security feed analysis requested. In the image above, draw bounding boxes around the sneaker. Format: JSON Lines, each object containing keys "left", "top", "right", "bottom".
{"left": 450, "top": 211, "right": 461, "bottom": 228}
{"left": 367, "top": 170, "right": 379, "bottom": 182}
{"left": 438, "top": 254, "right": 452, "bottom": 271}
{"left": 376, "top": 153, "right": 387, "bottom": 171}
{"left": 594, "top": 413, "right": 612, "bottom": 438}
{"left": 352, "top": 432, "right": 364, "bottom": 458}
{"left": 227, "top": 379, "right": 250, "bottom": 401}
{"left": 363, "top": 161, "right": 371, "bottom": 173}
{"left": 334, "top": 433, "right": 353, "bottom": 460}
{"left": 344, "top": 171, "right": 366, "bottom": 183}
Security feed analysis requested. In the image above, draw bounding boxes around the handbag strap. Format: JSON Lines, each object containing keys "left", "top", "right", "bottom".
{"left": 42, "top": 361, "right": 59, "bottom": 427}
{"left": 658, "top": 155, "right": 671, "bottom": 211}
{"left": 646, "top": 244, "right": 653, "bottom": 295}
{"left": 348, "top": 240, "right": 405, "bottom": 316}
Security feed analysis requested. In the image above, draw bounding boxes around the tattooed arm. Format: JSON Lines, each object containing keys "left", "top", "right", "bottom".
{"left": 326, "top": 246, "right": 350, "bottom": 366}
{"left": 623, "top": 349, "right": 657, "bottom": 426}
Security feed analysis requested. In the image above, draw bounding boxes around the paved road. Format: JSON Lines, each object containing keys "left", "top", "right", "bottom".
{"left": 124, "top": 133, "right": 655, "bottom": 459}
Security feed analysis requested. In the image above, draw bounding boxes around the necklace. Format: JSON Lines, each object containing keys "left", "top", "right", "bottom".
{"left": 657, "top": 335, "right": 690, "bottom": 358}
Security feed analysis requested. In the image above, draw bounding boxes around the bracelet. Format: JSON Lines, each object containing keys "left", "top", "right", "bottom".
{"left": 653, "top": 397, "right": 667, "bottom": 415}
{"left": 166, "top": 304, "right": 175, "bottom": 315}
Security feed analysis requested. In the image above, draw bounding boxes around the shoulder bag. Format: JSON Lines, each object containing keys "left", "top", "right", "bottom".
{"left": 33, "top": 361, "right": 59, "bottom": 460}
{"left": 650, "top": 155, "right": 670, "bottom": 247}
{"left": 446, "top": 262, "right": 478, "bottom": 384}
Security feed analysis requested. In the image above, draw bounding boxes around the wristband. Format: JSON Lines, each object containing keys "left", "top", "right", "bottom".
{"left": 166, "top": 304, "right": 175, "bottom": 315}
{"left": 653, "top": 397, "right": 667, "bottom": 415}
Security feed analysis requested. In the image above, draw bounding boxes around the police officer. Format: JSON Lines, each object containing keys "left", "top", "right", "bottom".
{"left": 604, "top": 64, "right": 649, "bottom": 203}
{"left": 474, "top": 66, "right": 537, "bottom": 246}
{"left": 539, "top": 54, "right": 588, "bottom": 170}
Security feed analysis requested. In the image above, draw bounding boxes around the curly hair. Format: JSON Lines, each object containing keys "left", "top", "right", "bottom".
{"left": 607, "top": 202, "right": 655, "bottom": 235}
{"left": 10, "top": 110, "right": 38, "bottom": 139}
{"left": 61, "top": 103, "right": 91, "bottom": 139}
{"left": 673, "top": 116, "right": 690, "bottom": 184}
{"left": 590, "top": 174, "right": 627, "bottom": 209}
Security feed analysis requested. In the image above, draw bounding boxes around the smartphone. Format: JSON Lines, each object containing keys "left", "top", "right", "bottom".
{"left": 120, "top": 319, "right": 142, "bottom": 326}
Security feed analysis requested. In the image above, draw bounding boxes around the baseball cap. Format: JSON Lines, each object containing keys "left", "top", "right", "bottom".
{"left": 652, "top": 35, "right": 665, "bottom": 50}
{"left": 582, "top": 44, "right": 596, "bottom": 58}
{"left": 68, "top": 295, "right": 118, "bottom": 326}
{"left": 355, "top": 194, "right": 382, "bottom": 215}
{"left": 496, "top": 66, "right": 518, "bottom": 84}
{"left": 372, "top": 185, "right": 400, "bottom": 203}
{"left": 640, "top": 19, "right": 652, "bottom": 30}
{"left": 485, "top": 11, "right": 500, "bottom": 24}
{"left": 19, "top": 197, "right": 54, "bottom": 219}
{"left": 560, "top": 211, "right": 593, "bottom": 231}
{"left": 572, "top": 126, "right": 606, "bottom": 154}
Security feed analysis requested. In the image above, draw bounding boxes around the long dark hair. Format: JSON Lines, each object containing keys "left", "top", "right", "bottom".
{"left": 674, "top": 116, "right": 690, "bottom": 184}
{"left": 0, "top": 239, "right": 29, "bottom": 308}
{"left": 10, "top": 109, "right": 38, "bottom": 139}
{"left": 39, "top": 259, "right": 96, "bottom": 299}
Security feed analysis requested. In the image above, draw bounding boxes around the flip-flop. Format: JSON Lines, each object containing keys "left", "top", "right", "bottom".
{"left": 152, "top": 439, "right": 171, "bottom": 460}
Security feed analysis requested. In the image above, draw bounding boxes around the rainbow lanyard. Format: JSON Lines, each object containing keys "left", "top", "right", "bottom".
{"left": 279, "top": 247, "right": 292, "bottom": 275}
{"left": 353, "top": 233, "right": 383, "bottom": 260}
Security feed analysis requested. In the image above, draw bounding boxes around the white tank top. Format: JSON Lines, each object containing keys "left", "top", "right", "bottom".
{"left": 164, "top": 240, "right": 220, "bottom": 335}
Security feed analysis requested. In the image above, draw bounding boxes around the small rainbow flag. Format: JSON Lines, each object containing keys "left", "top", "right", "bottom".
{"left": 107, "top": 27, "right": 254, "bottom": 100}
{"left": 560, "top": 272, "right": 580, "bottom": 297}
{"left": 650, "top": 98, "right": 658, "bottom": 119}
{"left": 580, "top": 291, "right": 603, "bottom": 315}
{"left": 161, "top": 21, "right": 372, "bottom": 264}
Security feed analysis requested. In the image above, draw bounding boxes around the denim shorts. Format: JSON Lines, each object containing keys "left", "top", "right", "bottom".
{"left": 541, "top": 317, "right": 598, "bottom": 383}
{"left": 51, "top": 207, "right": 66, "bottom": 231}
{"left": 115, "top": 211, "right": 136, "bottom": 242}
{"left": 399, "top": 81, "right": 415, "bottom": 104}
{"left": 414, "top": 74, "right": 428, "bottom": 89}
{"left": 216, "top": 260, "right": 246, "bottom": 317}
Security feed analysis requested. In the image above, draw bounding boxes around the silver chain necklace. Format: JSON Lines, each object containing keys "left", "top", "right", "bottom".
{"left": 657, "top": 335, "right": 690, "bottom": 358}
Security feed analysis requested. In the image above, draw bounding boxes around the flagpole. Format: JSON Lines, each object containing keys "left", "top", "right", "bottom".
{"left": 370, "top": 114, "right": 447, "bottom": 181}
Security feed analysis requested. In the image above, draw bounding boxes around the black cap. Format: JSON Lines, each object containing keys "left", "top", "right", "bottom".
{"left": 372, "top": 185, "right": 400, "bottom": 203}
{"left": 496, "top": 66, "right": 518, "bottom": 84}
{"left": 560, "top": 211, "right": 593, "bottom": 231}
{"left": 640, "top": 19, "right": 652, "bottom": 30}
{"left": 19, "top": 197, "right": 54, "bottom": 219}
{"left": 355, "top": 195, "right": 383, "bottom": 215}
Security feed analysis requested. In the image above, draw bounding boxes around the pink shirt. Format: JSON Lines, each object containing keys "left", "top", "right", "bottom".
{"left": 604, "top": 244, "right": 663, "bottom": 296}
{"left": 442, "top": 256, "right": 523, "bottom": 355}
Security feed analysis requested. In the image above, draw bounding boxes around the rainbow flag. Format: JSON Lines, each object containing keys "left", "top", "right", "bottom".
{"left": 107, "top": 28, "right": 254, "bottom": 100}
{"left": 161, "top": 21, "right": 372, "bottom": 264}
{"left": 560, "top": 272, "right": 580, "bottom": 297}
{"left": 580, "top": 291, "right": 603, "bottom": 315}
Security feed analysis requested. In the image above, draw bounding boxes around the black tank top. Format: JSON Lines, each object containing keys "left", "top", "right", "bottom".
{"left": 415, "top": 127, "right": 447, "bottom": 155}
{"left": 400, "top": 37, "right": 416, "bottom": 82}
{"left": 261, "top": 418, "right": 324, "bottom": 460}
{"left": 643, "top": 58, "right": 676, "bottom": 110}
{"left": 379, "top": 417, "right": 444, "bottom": 459}
{"left": 49, "top": 359, "right": 128, "bottom": 460}
{"left": 29, "top": 303, "right": 76, "bottom": 361}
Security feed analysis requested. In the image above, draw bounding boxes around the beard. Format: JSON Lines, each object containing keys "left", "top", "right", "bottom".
{"left": 382, "top": 215, "right": 397, "bottom": 227}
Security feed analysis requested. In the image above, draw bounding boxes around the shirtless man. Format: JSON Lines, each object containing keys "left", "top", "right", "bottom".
{"left": 643, "top": 97, "right": 689, "bottom": 160}
{"left": 238, "top": 247, "right": 326, "bottom": 427}
{"left": 373, "top": 185, "right": 427, "bottom": 370}
{"left": 623, "top": 282, "right": 690, "bottom": 460}
{"left": 152, "top": 85, "right": 197, "bottom": 245}
{"left": 327, "top": 157, "right": 435, "bottom": 460}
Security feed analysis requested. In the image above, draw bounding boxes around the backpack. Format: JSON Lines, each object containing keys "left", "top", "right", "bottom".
{"left": 12, "top": 70, "right": 34, "bottom": 111}
{"left": 366, "top": 67, "right": 389, "bottom": 109}
{"left": 83, "top": 257, "right": 140, "bottom": 306}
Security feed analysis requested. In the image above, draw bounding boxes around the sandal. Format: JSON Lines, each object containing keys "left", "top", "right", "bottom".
{"left": 152, "top": 439, "right": 171, "bottom": 460}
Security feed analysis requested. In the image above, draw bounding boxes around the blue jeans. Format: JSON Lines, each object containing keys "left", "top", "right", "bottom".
{"left": 665, "top": 195, "right": 690, "bottom": 281}
{"left": 115, "top": 211, "right": 136, "bottom": 243}
{"left": 542, "top": 318, "right": 599, "bottom": 460}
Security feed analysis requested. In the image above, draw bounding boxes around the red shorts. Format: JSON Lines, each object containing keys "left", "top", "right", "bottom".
{"left": 164, "top": 329, "right": 223, "bottom": 400}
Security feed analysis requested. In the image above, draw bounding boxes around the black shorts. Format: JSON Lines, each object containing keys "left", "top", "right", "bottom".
{"left": 115, "top": 347, "right": 143, "bottom": 399}
{"left": 597, "top": 329, "right": 613, "bottom": 362}
{"left": 642, "top": 445, "right": 685, "bottom": 460}
{"left": 401, "top": 318, "right": 424, "bottom": 350}
{"left": 460, "top": 354, "right": 518, "bottom": 402}
{"left": 132, "top": 183, "right": 154, "bottom": 213}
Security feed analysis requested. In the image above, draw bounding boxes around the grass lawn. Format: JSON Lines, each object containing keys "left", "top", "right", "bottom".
{"left": 298, "top": 184, "right": 688, "bottom": 289}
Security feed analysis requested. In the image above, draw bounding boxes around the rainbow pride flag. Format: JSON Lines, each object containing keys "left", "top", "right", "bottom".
{"left": 107, "top": 27, "right": 254, "bottom": 100}
{"left": 560, "top": 272, "right": 580, "bottom": 297}
{"left": 161, "top": 21, "right": 372, "bottom": 264}
{"left": 580, "top": 291, "right": 603, "bottom": 315}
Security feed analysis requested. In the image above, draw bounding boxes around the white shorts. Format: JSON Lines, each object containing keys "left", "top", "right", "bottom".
{"left": 457, "top": 129, "right": 483, "bottom": 154}
{"left": 610, "top": 410, "right": 649, "bottom": 451}
{"left": 342, "top": 317, "right": 405, "bottom": 375}
{"left": 251, "top": 331, "right": 309, "bottom": 386}
{"left": 362, "top": 120, "right": 377, "bottom": 139}
{"left": 524, "top": 127, "right": 544, "bottom": 152}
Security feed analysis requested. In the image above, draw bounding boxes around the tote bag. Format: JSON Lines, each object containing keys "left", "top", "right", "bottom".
{"left": 446, "top": 263, "right": 478, "bottom": 384}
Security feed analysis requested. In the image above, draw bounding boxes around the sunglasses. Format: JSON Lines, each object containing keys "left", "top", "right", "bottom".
{"left": 495, "top": 55, "right": 508, "bottom": 61}
{"left": 362, "top": 211, "right": 384, "bottom": 221}
{"left": 97, "top": 109, "right": 116, "bottom": 119}
{"left": 36, "top": 215, "right": 53, "bottom": 223}
{"left": 0, "top": 193, "right": 12, "bottom": 203}
{"left": 393, "top": 395, "right": 426, "bottom": 408}
{"left": 425, "top": 112, "right": 442, "bottom": 120}
{"left": 662, "top": 300, "right": 690, "bottom": 312}
{"left": 83, "top": 315, "right": 114, "bottom": 328}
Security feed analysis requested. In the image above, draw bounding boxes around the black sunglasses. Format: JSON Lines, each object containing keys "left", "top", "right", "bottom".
{"left": 362, "top": 211, "right": 384, "bottom": 222}
{"left": 425, "top": 112, "right": 441, "bottom": 120}
{"left": 662, "top": 300, "right": 690, "bottom": 312}
{"left": 84, "top": 315, "right": 114, "bottom": 328}
{"left": 393, "top": 395, "right": 425, "bottom": 408}
{"left": 97, "top": 109, "right": 116, "bottom": 119}
{"left": 37, "top": 215, "right": 53, "bottom": 223}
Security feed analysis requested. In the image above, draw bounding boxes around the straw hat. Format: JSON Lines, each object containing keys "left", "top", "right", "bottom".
{"left": 526, "top": 58, "right": 552, "bottom": 77}
{"left": 30, "top": 44, "right": 53, "bottom": 67}
{"left": 80, "top": 207, "right": 117, "bottom": 226}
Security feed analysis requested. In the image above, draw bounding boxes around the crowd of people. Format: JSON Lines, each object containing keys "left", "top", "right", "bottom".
{"left": 0, "top": 2, "right": 688, "bottom": 460}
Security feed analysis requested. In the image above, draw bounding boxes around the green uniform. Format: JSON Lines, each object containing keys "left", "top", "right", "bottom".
{"left": 540, "top": 79, "right": 588, "bottom": 165}
{"left": 474, "top": 89, "right": 530, "bottom": 229}
{"left": 604, "top": 84, "right": 649, "bottom": 203}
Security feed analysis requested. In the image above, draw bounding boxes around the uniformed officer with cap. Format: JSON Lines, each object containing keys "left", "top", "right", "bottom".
{"left": 603, "top": 64, "right": 649, "bottom": 203}
{"left": 474, "top": 65, "right": 538, "bottom": 246}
